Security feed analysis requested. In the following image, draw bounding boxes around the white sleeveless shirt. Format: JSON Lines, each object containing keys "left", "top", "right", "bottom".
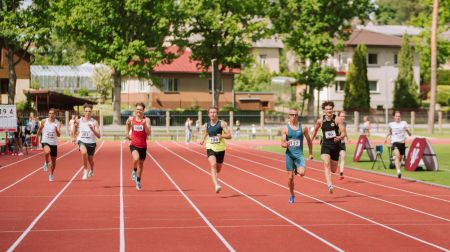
{"left": 77, "top": 117, "right": 97, "bottom": 144}
{"left": 41, "top": 118, "right": 58, "bottom": 145}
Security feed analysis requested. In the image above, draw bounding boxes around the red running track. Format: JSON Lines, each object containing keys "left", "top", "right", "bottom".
{"left": 0, "top": 140, "right": 449, "bottom": 251}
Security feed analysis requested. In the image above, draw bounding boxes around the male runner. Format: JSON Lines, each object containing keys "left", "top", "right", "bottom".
{"left": 311, "top": 101, "right": 346, "bottom": 193}
{"left": 200, "top": 106, "right": 232, "bottom": 193}
{"left": 281, "top": 108, "right": 313, "bottom": 204}
{"left": 36, "top": 108, "right": 61, "bottom": 181}
{"left": 72, "top": 103, "right": 101, "bottom": 180}
{"left": 385, "top": 111, "right": 411, "bottom": 179}
{"left": 126, "top": 102, "right": 151, "bottom": 190}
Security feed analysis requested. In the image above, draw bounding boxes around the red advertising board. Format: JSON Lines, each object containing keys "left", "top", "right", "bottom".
{"left": 353, "top": 135, "right": 376, "bottom": 162}
{"left": 405, "top": 138, "right": 438, "bottom": 171}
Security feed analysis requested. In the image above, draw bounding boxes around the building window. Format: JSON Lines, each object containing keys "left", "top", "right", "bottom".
{"left": 394, "top": 54, "right": 398, "bottom": 65}
{"left": 121, "top": 82, "right": 128, "bottom": 92}
{"left": 335, "top": 80, "right": 346, "bottom": 92}
{"left": 262, "top": 101, "right": 269, "bottom": 107}
{"left": 162, "top": 78, "right": 178, "bottom": 92}
{"left": 0, "top": 79, "right": 8, "bottom": 94}
{"left": 369, "top": 80, "right": 378, "bottom": 93}
{"left": 259, "top": 54, "right": 267, "bottom": 65}
{"left": 139, "top": 79, "right": 148, "bottom": 92}
{"left": 368, "top": 53, "right": 378, "bottom": 65}
{"left": 208, "top": 79, "right": 223, "bottom": 92}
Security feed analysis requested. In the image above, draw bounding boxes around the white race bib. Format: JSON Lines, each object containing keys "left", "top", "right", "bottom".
{"left": 325, "top": 130, "right": 336, "bottom": 139}
{"left": 133, "top": 125, "right": 144, "bottom": 131}
{"left": 46, "top": 132, "right": 55, "bottom": 138}
{"left": 209, "top": 136, "right": 220, "bottom": 144}
{"left": 288, "top": 139, "right": 301, "bottom": 147}
{"left": 81, "top": 131, "right": 91, "bottom": 138}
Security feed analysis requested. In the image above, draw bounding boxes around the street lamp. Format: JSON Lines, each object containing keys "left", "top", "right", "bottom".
{"left": 384, "top": 61, "right": 390, "bottom": 128}
{"left": 211, "top": 59, "right": 216, "bottom": 106}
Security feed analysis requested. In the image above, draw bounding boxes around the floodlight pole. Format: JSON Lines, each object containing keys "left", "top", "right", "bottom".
{"left": 211, "top": 59, "right": 216, "bottom": 106}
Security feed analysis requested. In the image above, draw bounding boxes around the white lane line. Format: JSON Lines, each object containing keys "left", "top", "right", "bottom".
{"left": 177, "top": 142, "right": 449, "bottom": 251}
{"left": 119, "top": 141, "right": 125, "bottom": 252}
{"left": 6, "top": 141, "right": 105, "bottom": 252}
{"left": 0, "top": 141, "right": 70, "bottom": 171}
{"left": 0, "top": 147, "right": 78, "bottom": 193}
{"left": 228, "top": 143, "right": 450, "bottom": 203}
{"left": 157, "top": 142, "right": 343, "bottom": 252}
{"left": 147, "top": 150, "right": 236, "bottom": 252}
{"left": 222, "top": 149, "right": 450, "bottom": 222}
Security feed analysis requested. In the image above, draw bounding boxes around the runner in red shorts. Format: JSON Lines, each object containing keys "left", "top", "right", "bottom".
{"left": 126, "top": 102, "right": 151, "bottom": 190}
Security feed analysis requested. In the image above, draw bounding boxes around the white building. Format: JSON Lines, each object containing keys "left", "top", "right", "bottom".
{"left": 318, "top": 29, "right": 420, "bottom": 111}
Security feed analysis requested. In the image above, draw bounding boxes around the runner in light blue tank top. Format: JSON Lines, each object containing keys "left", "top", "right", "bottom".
{"left": 281, "top": 108, "right": 313, "bottom": 204}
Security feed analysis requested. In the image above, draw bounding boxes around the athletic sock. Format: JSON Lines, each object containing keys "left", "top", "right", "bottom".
{"left": 137, "top": 177, "right": 141, "bottom": 182}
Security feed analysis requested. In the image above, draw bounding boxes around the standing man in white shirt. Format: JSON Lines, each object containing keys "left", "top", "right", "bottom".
{"left": 385, "top": 111, "right": 412, "bottom": 179}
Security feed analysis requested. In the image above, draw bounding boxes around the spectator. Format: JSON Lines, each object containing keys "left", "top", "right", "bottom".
{"left": 13, "top": 120, "right": 24, "bottom": 155}
{"left": 185, "top": 117, "right": 192, "bottom": 144}
{"left": 360, "top": 116, "right": 371, "bottom": 136}
{"left": 251, "top": 124, "right": 256, "bottom": 139}
{"left": 235, "top": 120, "right": 241, "bottom": 138}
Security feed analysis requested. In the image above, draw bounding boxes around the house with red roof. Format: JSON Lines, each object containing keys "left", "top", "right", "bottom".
{"left": 121, "top": 46, "right": 274, "bottom": 110}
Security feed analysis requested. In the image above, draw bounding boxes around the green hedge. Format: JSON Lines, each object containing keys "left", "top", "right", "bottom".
{"left": 437, "top": 85, "right": 450, "bottom": 106}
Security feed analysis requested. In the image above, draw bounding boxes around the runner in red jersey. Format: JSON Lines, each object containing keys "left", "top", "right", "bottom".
{"left": 126, "top": 102, "right": 151, "bottom": 190}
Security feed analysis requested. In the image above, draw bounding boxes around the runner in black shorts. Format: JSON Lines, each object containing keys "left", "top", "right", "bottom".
{"left": 312, "top": 101, "right": 346, "bottom": 194}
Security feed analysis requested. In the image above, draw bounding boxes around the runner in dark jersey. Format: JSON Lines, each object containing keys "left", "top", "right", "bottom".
{"left": 126, "top": 102, "right": 151, "bottom": 190}
{"left": 281, "top": 108, "right": 313, "bottom": 204}
{"left": 311, "top": 101, "right": 346, "bottom": 194}
{"left": 200, "top": 106, "right": 231, "bottom": 194}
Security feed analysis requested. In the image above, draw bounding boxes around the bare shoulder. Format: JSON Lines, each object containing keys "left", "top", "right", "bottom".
{"left": 221, "top": 120, "right": 228, "bottom": 128}
{"left": 281, "top": 125, "right": 288, "bottom": 134}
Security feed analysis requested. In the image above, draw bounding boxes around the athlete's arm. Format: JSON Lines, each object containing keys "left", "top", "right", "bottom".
{"left": 125, "top": 117, "right": 132, "bottom": 140}
{"left": 35, "top": 119, "right": 45, "bottom": 142}
{"left": 199, "top": 123, "right": 208, "bottom": 145}
{"left": 303, "top": 126, "right": 313, "bottom": 159}
{"left": 385, "top": 126, "right": 392, "bottom": 144}
{"left": 219, "top": 121, "right": 232, "bottom": 139}
{"left": 404, "top": 122, "right": 412, "bottom": 137}
{"left": 144, "top": 117, "right": 151, "bottom": 136}
{"left": 334, "top": 117, "right": 346, "bottom": 143}
{"left": 55, "top": 121, "right": 61, "bottom": 137}
{"left": 281, "top": 126, "right": 288, "bottom": 148}
{"left": 311, "top": 119, "right": 322, "bottom": 140}
{"left": 90, "top": 121, "right": 101, "bottom": 138}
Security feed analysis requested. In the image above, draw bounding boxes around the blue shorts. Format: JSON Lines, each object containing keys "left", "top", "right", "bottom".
{"left": 285, "top": 153, "right": 306, "bottom": 171}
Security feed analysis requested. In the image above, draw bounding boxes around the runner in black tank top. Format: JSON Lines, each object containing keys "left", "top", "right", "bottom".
{"left": 311, "top": 101, "right": 346, "bottom": 194}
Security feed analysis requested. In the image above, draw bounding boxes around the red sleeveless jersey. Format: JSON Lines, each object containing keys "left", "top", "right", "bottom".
{"left": 131, "top": 116, "right": 147, "bottom": 148}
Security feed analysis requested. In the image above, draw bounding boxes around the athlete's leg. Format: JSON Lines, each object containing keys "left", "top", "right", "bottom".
{"left": 288, "top": 170, "right": 294, "bottom": 196}
{"left": 80, "top": 144, "right": 89, "bottom": 179}
{"left": 339, "top": 150, "right": 345, "bottom": 178}
{"left": 394, "top": 148, "right": 401, "bottom": 176}
{"left": 208, "top": 155, "right": 220, "bottom": 190}
{"left": 321, "top": 154, "right": 333, "bottom": 193}
{"left": 50, "top": 156, "right": 57, "bottom": 175}
{"left": 43, "top": 145, "right": 51, "bottom": 165}
{"left": 88, "top": 155, "right": 95, "bottom": 172}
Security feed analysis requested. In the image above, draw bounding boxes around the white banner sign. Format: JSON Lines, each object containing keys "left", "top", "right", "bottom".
{"left": 0, "top": 105, "right": 17, "bottom": 132}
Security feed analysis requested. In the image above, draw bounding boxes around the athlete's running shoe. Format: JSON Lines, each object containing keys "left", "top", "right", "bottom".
{"left": 289, "top": 195, "right": 295, "bottom": 204}
{"left": 136, "top": 181, "right": 141, "bottom": 190}
{"left": 215, "top": 185, "right": 222, "bottom": 194}
{"left": 328, "top": 184, "right": 334, "bottom": 194}
{"left": 397, "top": 173, "right": 402, "bottom": 179}
{"left": 82, "top": 169, "right": 88, "bottom": 180}
{"left": 49, "top": 174, "right": 54, "bottom": 182}
{"left": 88, "top": 169, "right": 94, "bottom": 177}
{"left": 43, "top": 162, "right": 48, "bottom": 172}
{"left": 131, "top": 170, "right": 137, "bottom": 181}
{"left": 339, "top": 172, "right": 344, "bottom": 180}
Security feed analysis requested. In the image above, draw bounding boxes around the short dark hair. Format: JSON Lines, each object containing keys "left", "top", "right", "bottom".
{"left": 338, "top": 110, "right": 345, "bottom": 116}
{"left": 321, "top": 101, "right": 335, "bottom": 110}
{"left": 135, "top": 102, "right": 145, "bottom": 110}
{"left": 393, "top": 110, "right": 401, "bottom": 116}
{"left": 83, "top": 103, "right": 93, "bottom": 110}
{"left": 208, "top": 106, "right": 218, "bottom": 112}
{"left": 49, "top": 108, "right": 55, "bottom": 113}
{"left": 289, "top": 108, "right": 298, "bottom": 112}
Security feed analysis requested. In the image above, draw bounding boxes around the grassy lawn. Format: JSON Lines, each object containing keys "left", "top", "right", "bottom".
{"left": 259, "top": 143, "right": 450, "bottom": 187}
{"left": 411, "top": 128, "right": 450, "bottom": 138}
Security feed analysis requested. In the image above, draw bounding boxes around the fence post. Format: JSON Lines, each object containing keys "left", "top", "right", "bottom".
{"left": 166, "top": 111, "right": 170, "bottom": 133}
{"left": 438, "top": 110, "right": 443, "bottom": 133}
{"left": 354, "top": 111, "right": 359, "bottom": 133}
{"left": 229, "top": 111, "right": 234, "bottom": 129}
{"left": 65, "top": 111, "right": 69, "bottom": 136}
{"left": 410, "top": 111, "right": 415, "bottom": 135}
{"left": 260, "top": 110, "right": 265, "bottom": 129}
{"left": 197, "top": 111, "right": 202, "bottom": 126}
{"left": 99, "top": 110, "right": 103, "bottom": 136}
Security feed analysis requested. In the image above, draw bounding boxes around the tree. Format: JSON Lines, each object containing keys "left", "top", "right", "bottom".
{"left": 53, "top": 0, "right": 181, "bottom": 124}
{"left": 92, "top": 65, "right": 113, "bottom": 104}
{"left": 344, "top": 44, "right": 370, "bottom": 111}
{"left": 0, "top": 0, "right": 51, "bottom": 103}
{"left": 178, "top": 0, "right": 270, "bottom": 107}
{"left": 393, "top": 35, "right": 420, "bottom": 109}
{"left": 374, "top": 0, "right": 428, "bottom": 25}
{"left": 269, "top": 0, "right": 375, "bottom": 116}
{"left": 234, "top": 64, "right": 272, "bottom": 92}
{"left": 32, "top": 33, "right": 86, "bottom": 65}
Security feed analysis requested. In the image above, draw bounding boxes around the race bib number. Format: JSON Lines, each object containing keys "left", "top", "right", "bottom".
{"left": 47, "top": 132, "right": 55, "bottom": 138}
{"left": 133, "top": 125, "right": 144, "bottom": 132}
{"left": 288, "top": 139, "right": 301, "bottom": 147}
{"left": 81, "top": 131, "right": 91, "bottom": 138}
{"left": 325, "top": 130, "right": 336, "bottom": 139}
{"left": 209, "top": 136, "right": 220, "bottom": 144}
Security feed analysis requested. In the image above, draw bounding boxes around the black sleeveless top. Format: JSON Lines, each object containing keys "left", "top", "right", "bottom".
{"left": 321, "top": 115, "right": 339, "bottom": 145}
{"left": 207, "top": 120, "right": 223, "bottom": 136}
